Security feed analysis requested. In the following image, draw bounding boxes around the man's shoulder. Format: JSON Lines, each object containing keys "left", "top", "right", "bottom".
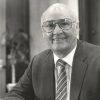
{"left": 80, "top": 40, "right": 100, "bottom": 56}
{"left": 32, "top": 49, "right": 53, "bottom": 60}
{"left": 37, "top": 49, "right": 52, "bottom": 57}
{"left": 30, "top": 49, "right": 53, "bottom": 70}
{"left": 82, "top": 40, "right": 100, "bottom": 51}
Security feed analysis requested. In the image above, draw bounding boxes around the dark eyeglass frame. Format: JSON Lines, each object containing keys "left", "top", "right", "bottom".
{"left": 42, "top": 18, "right": 75, "bottom": 34}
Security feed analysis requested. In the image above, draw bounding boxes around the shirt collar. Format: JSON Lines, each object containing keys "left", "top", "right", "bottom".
{"left": 53, "top": 45, "right": 77, "bottom": 67}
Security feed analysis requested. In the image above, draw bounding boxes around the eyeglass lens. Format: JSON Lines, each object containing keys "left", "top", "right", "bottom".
{"left": 42, "top": 18, "right": 72, "bottom": 33}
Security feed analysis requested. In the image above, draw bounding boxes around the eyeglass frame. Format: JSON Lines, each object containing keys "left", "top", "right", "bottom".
{"left": 42, "top": 18, "right": 76, "bottom": 34}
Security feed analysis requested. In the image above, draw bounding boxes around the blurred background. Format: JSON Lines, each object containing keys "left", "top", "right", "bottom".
{"left": 0, "top": 0, "right": 100, "bottom": 99}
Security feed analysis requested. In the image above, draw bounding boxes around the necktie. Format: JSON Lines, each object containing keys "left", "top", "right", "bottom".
{"left": 56, "top": 59, "right": 67, "bottom": 100}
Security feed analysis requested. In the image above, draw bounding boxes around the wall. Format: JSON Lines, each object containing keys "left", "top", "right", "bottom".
{"left": 79, "top": 0, "right": 100, "bottom": 45}
{"left": 87, "top": 0, "right": 100, "bottom": 45}
{"left": 6, "top": 0, "right": 29, "bottom": 34}
{"left": 0, "top": 0, "right": 29, "bottom": 97}
{"left": 6, "top": 0, "right": 29, "bottom": 84}
{"left": 79, "top": 0, "right": 88, "bottom": 41}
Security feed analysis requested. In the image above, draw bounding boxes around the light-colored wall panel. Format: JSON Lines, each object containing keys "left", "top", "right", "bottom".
{"left": 0, "top": 0, "right": 6, "bottom": 98}
{"left": 29, "top": 0, "right": 50, "bottom": 58}
{"left": 0, "top": 0, "right": 6, "bottom": 65}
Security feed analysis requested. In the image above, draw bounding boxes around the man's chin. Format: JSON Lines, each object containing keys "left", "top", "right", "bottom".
{"left": 52, "top": 45, "right": 67, "bottom": 52}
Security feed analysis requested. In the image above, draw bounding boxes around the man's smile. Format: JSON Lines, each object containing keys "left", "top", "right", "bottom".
{"left": 53, "top": 37, "right": 66, "bottom": 41}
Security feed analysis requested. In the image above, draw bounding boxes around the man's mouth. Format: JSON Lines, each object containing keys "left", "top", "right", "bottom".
{"left": 52, "top": 37, "right": 66, "bottom": 41}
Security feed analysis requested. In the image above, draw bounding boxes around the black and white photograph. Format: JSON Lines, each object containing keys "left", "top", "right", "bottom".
{"left": 0, "top": 0, "right": 100, "bottom": 100}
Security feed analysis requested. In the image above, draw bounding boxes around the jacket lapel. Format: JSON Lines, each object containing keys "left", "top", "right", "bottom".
{"left": 42, "top": 51, "right": 55, "bottom": 100}
{"left": 70, "top": 40, "right": 88, "bottom": 100}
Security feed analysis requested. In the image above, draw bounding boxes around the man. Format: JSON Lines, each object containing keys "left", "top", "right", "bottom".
{"left": 5, "top": 3, "right": 100, "bottom": 100}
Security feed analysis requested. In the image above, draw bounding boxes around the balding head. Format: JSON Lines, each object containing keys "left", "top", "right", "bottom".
{"left": 41, "top": 3, "right": 79, "bottom": 24}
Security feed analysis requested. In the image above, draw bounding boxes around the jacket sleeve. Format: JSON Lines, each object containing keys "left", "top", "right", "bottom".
{"left": 4, "top": 58, "right": 35, "bottom": 100}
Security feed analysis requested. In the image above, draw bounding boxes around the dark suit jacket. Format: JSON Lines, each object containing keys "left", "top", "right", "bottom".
{"left": 5, "top": 40, "right": 100, "bottom": 100}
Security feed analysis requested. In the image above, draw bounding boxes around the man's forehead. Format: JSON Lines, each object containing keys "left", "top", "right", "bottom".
{"left": 43, "top": 12, "right": 69, "bottom": 21}
{"left": 41, "top": 3, "right": 75, "bottom": 22}
{"left": 43, "top": 10, "right": 71, "bottom": 21}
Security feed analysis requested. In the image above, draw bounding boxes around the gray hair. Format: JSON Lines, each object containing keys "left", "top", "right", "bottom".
{"left": 41, "top": 3, "right": 79, "bottom": 25}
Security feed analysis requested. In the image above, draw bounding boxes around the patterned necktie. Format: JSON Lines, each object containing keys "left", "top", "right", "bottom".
{"left": 56, "top": 59, "right": 67, "bottom": 100}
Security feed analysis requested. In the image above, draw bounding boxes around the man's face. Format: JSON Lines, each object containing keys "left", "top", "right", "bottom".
{"left": 41, "top": 9, "right": 79, "bottom": 56}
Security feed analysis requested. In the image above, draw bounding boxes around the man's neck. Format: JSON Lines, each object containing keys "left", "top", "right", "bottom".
{"left": 53, "top": 45, "right": 77, "bottom": 58}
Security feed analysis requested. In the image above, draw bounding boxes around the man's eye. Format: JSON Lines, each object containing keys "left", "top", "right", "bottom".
{"left": 48, "top": 24, "right": 54, "bottom": 27}
{"left": 46, "top": 24, "right": 55, "bottom": 29}
{"left": 61, "top": 22, "right": 70, "bottom": 26}
{"left": 44, "top": 23, "right": 53, "bottom": 27}
{"left": 60, "top": 22, "right": 71, "bottom": 29}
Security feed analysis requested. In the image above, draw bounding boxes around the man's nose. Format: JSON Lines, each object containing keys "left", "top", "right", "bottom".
{"left": 53, "top": 24, "right": 62, "bottom": 34}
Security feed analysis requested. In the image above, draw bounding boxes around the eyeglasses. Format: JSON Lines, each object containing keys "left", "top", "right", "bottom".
{"left": 42, "top": 18, "right": 75, "bottom": 34}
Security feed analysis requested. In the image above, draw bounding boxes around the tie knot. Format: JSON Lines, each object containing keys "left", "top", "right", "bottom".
{"left": 56, "top": 59, "right": 67, "bottom": 67}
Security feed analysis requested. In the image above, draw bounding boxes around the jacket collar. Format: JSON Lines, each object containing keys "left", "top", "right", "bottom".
{"left": 70, "top": 40, "right": 88, "bottom": 100}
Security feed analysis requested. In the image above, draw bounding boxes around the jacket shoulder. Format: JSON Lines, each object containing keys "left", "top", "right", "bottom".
{"left": 80, "top": 40, "right": 100, "bottom": 60}
{"left": 83, "top": 41, "right": 100, "bottom": 54}
{"left": 31, "top": 49, "right": 53, "bottom": 66}
{"left": 35, "top": 49, "right": 52, "bottom": 58}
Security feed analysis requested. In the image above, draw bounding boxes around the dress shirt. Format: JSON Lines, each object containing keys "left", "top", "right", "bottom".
{"left": 53, "top": 46, "right": 77, "bottom": 100}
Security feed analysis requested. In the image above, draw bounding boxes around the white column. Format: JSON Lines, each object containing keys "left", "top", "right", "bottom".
{"left": 29, "top": 0, "right": 49, "bottom": 59}
{"left": 0, "top": 0, "right": 6, "bottom": 98}
{"left": 0, "top": 0, "right": 6, "bottom": 65}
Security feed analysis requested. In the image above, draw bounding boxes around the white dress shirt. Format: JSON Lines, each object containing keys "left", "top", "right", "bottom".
{"left": 53, "top": 46, "right": 77, "bottom": 100}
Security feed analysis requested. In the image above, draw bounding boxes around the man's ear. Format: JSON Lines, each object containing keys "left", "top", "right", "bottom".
{"left": 41, "top": 25, "right": 45, "bottom": 38}
{"left": 76, "top": 22, "right": 79, "bottom": 29}
{"left": 42, "top": 33, "right": 45, "bottom": 38}
{"left": 41, "top": 29, "right": 46, "bottom": 38}
{"left": 76, "top": 22, "right": 80, "bottom": 39}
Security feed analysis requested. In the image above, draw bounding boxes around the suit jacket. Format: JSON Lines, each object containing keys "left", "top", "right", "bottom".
{"left": 5, "top": 40, "right": 100, "bottom": 100}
